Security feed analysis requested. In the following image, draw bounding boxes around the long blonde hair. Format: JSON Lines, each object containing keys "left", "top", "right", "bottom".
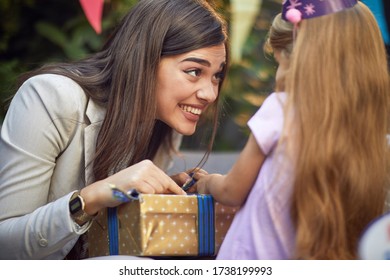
{"left": 283, "top": 2, "right": 390, "bottom": 259}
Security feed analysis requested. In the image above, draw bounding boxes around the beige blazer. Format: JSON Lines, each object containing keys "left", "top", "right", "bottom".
{"left": 0, "top": 74, "right": 180, "bottom": 259}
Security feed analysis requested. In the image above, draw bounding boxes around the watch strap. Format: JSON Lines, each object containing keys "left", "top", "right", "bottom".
{"left": 69, "top": 191, "right": 96, "bottom": 226}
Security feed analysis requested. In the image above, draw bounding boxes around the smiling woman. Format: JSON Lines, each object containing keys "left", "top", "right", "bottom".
{"left": 156, "top": 44, "right": 226, "bottom": 136}
{"left": 0, "top": 0, "right": 228, "bottom": 260}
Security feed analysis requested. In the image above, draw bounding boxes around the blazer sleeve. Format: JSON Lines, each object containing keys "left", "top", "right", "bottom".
{"left": 0, "top": 74, "right": 89, "bottom": 259}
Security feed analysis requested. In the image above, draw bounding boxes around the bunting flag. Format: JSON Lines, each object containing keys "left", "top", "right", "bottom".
{"left": 79, "top": 0, "right": 104, "bottom": 34}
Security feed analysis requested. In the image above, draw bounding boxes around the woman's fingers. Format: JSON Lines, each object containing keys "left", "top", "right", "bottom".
{"left": 124, "top": 160, "right": 185, "bottom": 195}
{"left": 165, "top": 182, "right": 186, "bottom": 195}
{"left": 144, "top": 171, "right": 186, "bottom": 195}
{"left": 105, "top": 160, "right": 187, "bottom": 200}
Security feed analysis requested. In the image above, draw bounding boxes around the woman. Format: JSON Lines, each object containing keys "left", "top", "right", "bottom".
{"left": 0, "top": 0, "right": 228, "bottom": 259}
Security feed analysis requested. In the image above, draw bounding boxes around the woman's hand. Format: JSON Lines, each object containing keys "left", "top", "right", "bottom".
{"left": 107, "top": 160, "right": 186, "bottom": 195}
{"left": 80, "top": 159, "right": 186, "bottom": 215}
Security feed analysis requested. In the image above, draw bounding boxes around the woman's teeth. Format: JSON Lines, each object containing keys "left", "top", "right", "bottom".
{"left": 181, "top": 105, "right": 202, "bottom": 115}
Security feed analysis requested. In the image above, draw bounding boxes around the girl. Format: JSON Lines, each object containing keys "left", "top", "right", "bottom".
{"left": 195, "top": 0, "right": 390, "bottom": 259}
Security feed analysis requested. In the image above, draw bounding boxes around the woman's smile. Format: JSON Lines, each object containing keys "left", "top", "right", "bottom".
{"left": 179, "top": 104, "right": 203, "bottom": 122}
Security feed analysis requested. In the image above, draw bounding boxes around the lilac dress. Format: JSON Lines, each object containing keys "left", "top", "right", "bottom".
{"left": 217, "top": 92, "right": 296, "bottom": 260}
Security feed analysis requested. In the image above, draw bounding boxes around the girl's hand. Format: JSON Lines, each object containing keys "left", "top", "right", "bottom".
{"left": 170, "top": 168, "right": 208, "bottom": 192}
{"left": 193, "top": 173, "right": 223, "bottom": 194}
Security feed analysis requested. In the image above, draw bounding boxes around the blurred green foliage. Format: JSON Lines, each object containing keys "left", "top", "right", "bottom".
{"left": 0, "top": 0, "right": 281, "bottom": 150}
{"left": 0, "top": 0, "right": 137, "bottom": 121}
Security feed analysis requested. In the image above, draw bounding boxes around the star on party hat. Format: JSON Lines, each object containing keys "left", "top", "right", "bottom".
{"left": 282, "top": 0, "right": 358, "bottom": 24}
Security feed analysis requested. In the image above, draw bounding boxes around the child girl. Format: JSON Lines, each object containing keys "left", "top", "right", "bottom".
{"left": 195, "top": 0, "right": 390, "bottom": 259}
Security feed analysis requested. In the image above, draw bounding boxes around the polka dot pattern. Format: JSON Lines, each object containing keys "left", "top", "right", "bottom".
{"left": 89, "top": 194, "right": 237, "bottom": 257}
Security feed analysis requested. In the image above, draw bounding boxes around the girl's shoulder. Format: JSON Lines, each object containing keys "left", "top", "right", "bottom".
{"left": 253, "top": 91, "right": 287, "bottom": 118}
{"left": 264, "top": 91, "right": 287, "bottom": 107}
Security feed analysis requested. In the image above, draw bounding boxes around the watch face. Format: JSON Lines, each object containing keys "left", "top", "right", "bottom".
{"left": 69, "top": 193, "right": 93, "bottom": 226}
{"left": 70, "top": 197, "right": 82, "bottom": 213}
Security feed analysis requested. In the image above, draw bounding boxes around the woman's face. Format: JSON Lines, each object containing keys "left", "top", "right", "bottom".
{"left": 156, "top": 43, "right": 226, "bottom": 135}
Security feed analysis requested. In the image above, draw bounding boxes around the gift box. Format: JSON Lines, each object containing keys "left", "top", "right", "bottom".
{"left": 88, "top": 194, "right": 237, "bottom": 257}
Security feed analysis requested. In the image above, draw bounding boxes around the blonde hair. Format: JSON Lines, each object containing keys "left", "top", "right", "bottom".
{"left": 283, "top": 2, "right": 390, "bottom": 259}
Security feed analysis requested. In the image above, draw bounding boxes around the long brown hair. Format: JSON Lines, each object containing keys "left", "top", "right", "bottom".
{"left": 283, "top": 2, "right": 390, "bottom": 259}
{"left": 19, "top": 0, "right": 229, "bottom": 180}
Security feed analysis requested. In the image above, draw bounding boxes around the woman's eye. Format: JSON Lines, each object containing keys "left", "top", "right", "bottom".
{"left": 213, "top": 71, "right": 224, "bottom": 83}
{"left": 186, "top": 69, "right": 201, "bottom": 77}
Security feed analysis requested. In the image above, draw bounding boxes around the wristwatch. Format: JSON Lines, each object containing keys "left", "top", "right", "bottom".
{"left": 69, "top": 191, "right": 95, "bottom": 226}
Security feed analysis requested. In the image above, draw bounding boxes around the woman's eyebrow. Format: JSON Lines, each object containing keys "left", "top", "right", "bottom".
{"left": 182, "top": 57, "right": 211, "bottom": 67}
{"left": 182, "top": 57, "right": 226, "bottom": 70}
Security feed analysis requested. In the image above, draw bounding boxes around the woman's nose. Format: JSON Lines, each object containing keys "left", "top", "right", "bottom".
{"left": 196, "top": 82, "right": 218, "bottom": 103}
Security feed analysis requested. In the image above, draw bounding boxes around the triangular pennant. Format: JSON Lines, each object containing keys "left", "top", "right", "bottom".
{"left": 79, "top": 0, "right": 104, "bottom": 34}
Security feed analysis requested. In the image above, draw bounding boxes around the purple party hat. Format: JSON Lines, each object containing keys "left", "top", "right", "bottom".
{"left": 282, "top": 0, "right": 358, "bottom": 23}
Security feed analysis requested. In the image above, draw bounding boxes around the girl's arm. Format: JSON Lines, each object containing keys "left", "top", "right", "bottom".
{"left": 196, "top": 133, "right": 265, "bottom": 206}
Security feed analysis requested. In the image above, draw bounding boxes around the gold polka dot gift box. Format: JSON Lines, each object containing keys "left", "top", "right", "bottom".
{"left": 88, "top": 194, "right": 237, "bottom": 257}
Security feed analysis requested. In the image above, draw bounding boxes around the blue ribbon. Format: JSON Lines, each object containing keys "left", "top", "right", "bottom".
{"left": 197, "top": 195, "right": 215, "bottom": 256}
{"left": 107, "top": 207, "right": 119, "bottom": 255}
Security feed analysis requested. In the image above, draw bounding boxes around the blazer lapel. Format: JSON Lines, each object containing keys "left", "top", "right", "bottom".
{"left": 84, "top": 98, "right": 105, "bottom": 185}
